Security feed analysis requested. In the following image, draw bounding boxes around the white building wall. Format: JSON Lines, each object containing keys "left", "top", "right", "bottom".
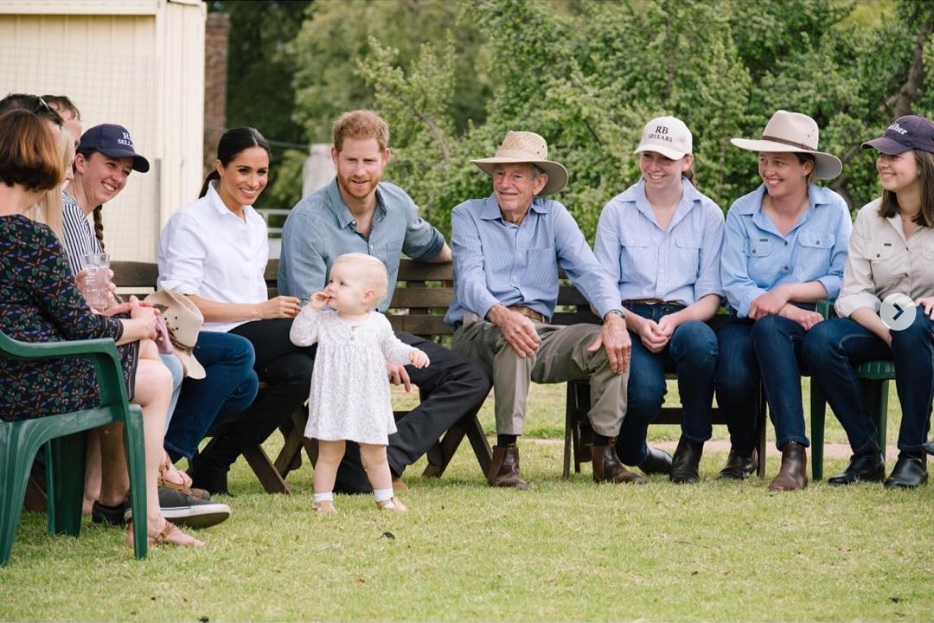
{"left": 0, "top": 0, "right": 205, "bottom": 262}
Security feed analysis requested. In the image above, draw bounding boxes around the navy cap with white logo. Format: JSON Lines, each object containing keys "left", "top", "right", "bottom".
{"left": 862, "top": 115, "right": 934, "bottom": 155}
{"left": 78, "top": 123, "right": 150, "bottom": 172}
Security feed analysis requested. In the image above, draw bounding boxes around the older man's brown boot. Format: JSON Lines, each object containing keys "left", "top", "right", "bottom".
{"left": 769, "top": 442, "right": 808, "bottom": 491}
{"left": 487, "top": 444, "right": 528, "bottom": 489}
{"left": 590, "top": 442, "right": 648, "bottom": 484}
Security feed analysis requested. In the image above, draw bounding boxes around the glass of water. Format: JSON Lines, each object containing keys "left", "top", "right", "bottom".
{"left": 81, "top": 252, "right": 111, "bottom": 311}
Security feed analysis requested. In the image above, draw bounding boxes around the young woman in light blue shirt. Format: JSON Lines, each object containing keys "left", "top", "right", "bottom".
{"left": 718, "top": 110, "right": 851, "bottom": 490}
{"left": 594, "top": 116, "right": 724, "bottom": 484}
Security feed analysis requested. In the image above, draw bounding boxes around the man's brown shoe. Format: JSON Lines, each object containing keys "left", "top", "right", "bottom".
{"left": 487, "top": 444, "right": 528, "bottom": 489}
{"left": 591, "top": 442, "right": 648, "bottom": 484}
{"left": 769, "top": 442, "right": 808, "bottom": 491}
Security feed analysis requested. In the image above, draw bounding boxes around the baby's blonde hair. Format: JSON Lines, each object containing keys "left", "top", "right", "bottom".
{"left": 333, "top": 253, "right": 389, "bottom": 304}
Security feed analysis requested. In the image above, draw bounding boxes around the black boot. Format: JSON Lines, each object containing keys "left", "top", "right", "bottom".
{"left": 883, "top": 456, "right": 928, "bottom": 489}
{"left": 718, "top": 447, "right": 757, "bottom": 480}
{"left": 188, "top": 434, "right": 240, "bottom": 495}
{"left": 827, "top": 451, "right": 885, "bottom": 485}
{"left": 670, "top": 436, "right": 704, "bottom": 484}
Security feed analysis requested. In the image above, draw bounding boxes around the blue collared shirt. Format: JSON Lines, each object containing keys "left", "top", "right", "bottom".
{"left": 445, "top": 194, "right": 621, "bottom": 325}
{"left": 594, "top": 178, "right": 724, "bottom": 305}
{"left": 278, "top": 178, "right": 446, "bottom": 311}
{"left": 720, "top": 183, "right": 852, "bottom": 318}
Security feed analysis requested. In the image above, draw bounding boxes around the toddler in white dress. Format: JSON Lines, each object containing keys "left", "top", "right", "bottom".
{"left": 289, "top": 253, "right": 429, "bottom": 513}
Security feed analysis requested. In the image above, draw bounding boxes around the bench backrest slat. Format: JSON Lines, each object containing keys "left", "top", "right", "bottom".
{"left": 111, "top": 258, "right": 602, "bottom": 341}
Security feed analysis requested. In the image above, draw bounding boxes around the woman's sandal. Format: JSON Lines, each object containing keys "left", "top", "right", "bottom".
{"left": 158, "top": 452, "right": 211, "bottom": 500}
{"left": 376, "top": 497, "right": 407, "bottom": 512}
{"left": 126, "top": 519, "right": 205, "bottom": 548}
{"left": 159, "top": 452, "right": 194, "bottom": 490}
{"left": 313, "top": 501, "right": 337, "bottom": 514}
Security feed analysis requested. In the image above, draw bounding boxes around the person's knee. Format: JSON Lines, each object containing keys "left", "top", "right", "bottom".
{"left": 671, "top": 322, "right": 717, "bottom": 366}
{"left": 893, "top": 312, "right": 932, "bottom": 344}
{"left": 802, "top": 321, "right": 833, "bottom": 363}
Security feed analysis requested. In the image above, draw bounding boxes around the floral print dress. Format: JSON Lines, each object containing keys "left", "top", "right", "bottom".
{"left": 0, "top": 215, "right": 136, "bottom": 421}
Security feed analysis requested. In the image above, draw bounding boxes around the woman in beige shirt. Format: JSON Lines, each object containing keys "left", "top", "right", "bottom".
{"left": 804, "top": 115, "right": 934, "bottom": 489}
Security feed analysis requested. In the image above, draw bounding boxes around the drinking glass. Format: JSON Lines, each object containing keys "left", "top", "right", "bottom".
{"left": 81, "top": 252, "right": 111, "bottom": 311}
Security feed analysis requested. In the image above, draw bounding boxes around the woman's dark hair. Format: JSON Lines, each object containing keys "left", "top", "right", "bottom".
{"left": 0, "top": 109, "right": 63, "bottom": 193}
{"left": 877, "top": 150, "right": 934, "bottom": 227}
{"left": 199, "top": 127, "right": 271, "bottom": 198}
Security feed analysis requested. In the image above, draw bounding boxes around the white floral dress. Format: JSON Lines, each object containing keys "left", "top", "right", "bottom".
{"left": 289, "top": 309, "right": 414, "bottom": 444}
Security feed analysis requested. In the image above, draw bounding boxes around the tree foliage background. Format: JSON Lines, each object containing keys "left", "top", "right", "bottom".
{"left": 214, "top": 0, "right": 932, "bottom": 242}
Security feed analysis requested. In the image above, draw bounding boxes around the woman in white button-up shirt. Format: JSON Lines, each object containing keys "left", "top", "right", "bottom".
{"left": 805, "top": 115, "right": 934, "bottom": 489}
{"left": 158, "top": 127, "right": 315, "bottom": 495}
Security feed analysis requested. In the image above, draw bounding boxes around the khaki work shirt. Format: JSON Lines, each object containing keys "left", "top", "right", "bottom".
{"left": 836, "top": 198, "right": 934, "bottom": 318}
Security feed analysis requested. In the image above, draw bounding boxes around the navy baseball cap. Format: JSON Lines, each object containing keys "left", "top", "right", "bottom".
{"left": 78, "top": 123, "right": 150, "bottom": 172}
{"left": 862, "top": 115, "right": 934, "bottom": 155}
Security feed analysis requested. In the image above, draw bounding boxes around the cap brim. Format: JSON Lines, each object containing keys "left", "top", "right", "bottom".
{"left": 97, "top": 148, "right": 150, "bottom": 173}
{"left": 471, "top": 158, "right": 569, "bottom": 196}
{"left": 634, "top": 144, "right": 688, "bottom": 160}
{"left": 862, "top": 137, "right": 911, "bottom": 155}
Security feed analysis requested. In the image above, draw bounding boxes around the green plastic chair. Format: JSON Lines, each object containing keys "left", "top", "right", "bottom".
{"left": 0, "top": 330, "right": 148, "bottom": 566}
{"left": 810, "top": 301, "right": 895, "bottom": 481}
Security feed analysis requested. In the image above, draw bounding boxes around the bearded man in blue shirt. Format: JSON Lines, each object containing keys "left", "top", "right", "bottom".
{"left": 446, "top": 131, "right": 640, "bottom": 489}
{"left": 278, "top": 110, "right": 491, "bottom": 493}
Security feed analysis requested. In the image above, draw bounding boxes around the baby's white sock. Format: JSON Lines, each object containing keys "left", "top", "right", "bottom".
{"left": 373, "top": 487, "right": 394, "bottom": 508}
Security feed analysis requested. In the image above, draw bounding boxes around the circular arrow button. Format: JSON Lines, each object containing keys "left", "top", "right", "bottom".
{"left": 880, "top": 292, "right": 916, "bottom": 331}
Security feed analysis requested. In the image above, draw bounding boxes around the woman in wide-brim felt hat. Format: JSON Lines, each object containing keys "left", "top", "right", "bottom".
{"left": 717, "top": 110, "right": 853, "bottom": 491}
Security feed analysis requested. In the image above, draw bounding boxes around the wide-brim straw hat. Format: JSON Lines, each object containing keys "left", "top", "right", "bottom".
{"left": 471, "top": 130, "right": 568, "bottom": 196}
{"left": 730, "top": 110, "right": 842, "bottom": 179}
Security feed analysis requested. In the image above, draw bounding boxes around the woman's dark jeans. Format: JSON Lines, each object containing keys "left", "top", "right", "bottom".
{"left": 804, "top": 313, "right": 934, "bottom": 458}
{"left": 616, "top": 303, "right": 717, "bottom": 466}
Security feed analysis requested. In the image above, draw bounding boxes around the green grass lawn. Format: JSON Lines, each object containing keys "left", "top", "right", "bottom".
{"left": 2, "top": 382, "right": 932, "bottom": 622}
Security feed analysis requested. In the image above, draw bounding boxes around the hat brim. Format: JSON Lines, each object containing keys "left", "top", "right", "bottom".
{"left": 634, "top": 144, "right": 689, "bottom": 160}
{"left": 97, "top": 148, "right": 150, "bottom": 173}
{"left": 730, "top": 138, "right": 842, "bottom": 179}
{"left": 471, "top": 157, "right": 568, "bottom": 196}
{"left": 861, "top": 136, "right": 911, "bottom": 155}
{"left": 173, "top": 349, "right": 206, "bottom": 380}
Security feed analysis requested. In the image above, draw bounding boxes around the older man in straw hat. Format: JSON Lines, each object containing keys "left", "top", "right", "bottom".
{"left": 446, "top": 130, "right": 641, "bottom": 488}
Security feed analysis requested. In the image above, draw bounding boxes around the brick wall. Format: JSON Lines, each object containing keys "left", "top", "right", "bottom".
{"left": 203, "top": 11, "right": 230, "bottom": 177}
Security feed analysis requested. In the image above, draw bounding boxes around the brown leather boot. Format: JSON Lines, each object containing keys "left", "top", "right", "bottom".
{"left": 590, "top": 441, "right": 648, "bottom": 484}
{"left": 769, "top": 442, "right": 808, "bottom": 491}
{"left": 487, "top": 445, "right": 528, "bottom": 489}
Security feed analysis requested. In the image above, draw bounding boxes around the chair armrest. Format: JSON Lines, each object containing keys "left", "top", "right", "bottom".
{"left": 815, "top": 299, "right": 837, "bottom": 320}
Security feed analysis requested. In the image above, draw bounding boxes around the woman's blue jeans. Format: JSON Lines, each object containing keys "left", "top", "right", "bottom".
{"left": 714, "top": 316, "right": 760, "bottom": 454}
{"left": 164, "top": 331, "right": 259, "bottom": 460}
{"left": 804, "top": 313, "right": 934, "bottom": 458}
{"left": 615, "top": 303, "right": 717, "bottom": 466}
{"left": 750, "top": 315, "right": 813, "bottom": 449}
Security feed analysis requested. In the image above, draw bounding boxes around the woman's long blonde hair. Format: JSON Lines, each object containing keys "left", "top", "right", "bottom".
{"left": 26, "top": 126, "right": 74, "bottom": 242}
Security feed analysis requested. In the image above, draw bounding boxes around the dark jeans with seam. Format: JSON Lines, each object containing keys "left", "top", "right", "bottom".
{"left": 615, "top": 303, "right": 718, "bottom": 466}
{"left": 164, "top": 331, "right": 259, "bottom": 461}
{"left": 804, "top": 313, "right": 934, "bottom": 458}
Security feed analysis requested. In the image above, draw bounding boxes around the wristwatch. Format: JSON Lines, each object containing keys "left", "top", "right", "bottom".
{"left": 604, "top": 309, "right": 626, "bottom": 322}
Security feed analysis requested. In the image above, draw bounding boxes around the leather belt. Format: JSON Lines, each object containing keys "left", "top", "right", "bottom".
{"left": 508, "top": 305, "right": 547, "bottom": 323}
{"left": 622, "top": 299, "right": 674, "bottom": 307}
